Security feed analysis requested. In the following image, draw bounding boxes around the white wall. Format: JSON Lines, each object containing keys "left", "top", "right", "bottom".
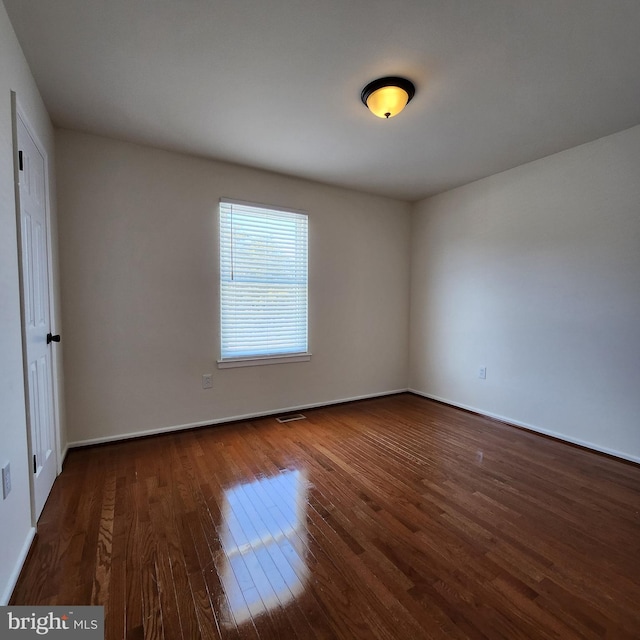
{"left": 410, "top": 125, "right": 640, "bottom": 462}
{"left": 56, "top": 130, "right": 411, "bottom": 445}
{"left": 0, "top": 3, "right": 63, "bottom": 604}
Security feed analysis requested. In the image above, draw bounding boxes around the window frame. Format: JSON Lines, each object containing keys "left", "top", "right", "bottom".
{"left": 217, "top": 198, "right": 311, "bottom": 369}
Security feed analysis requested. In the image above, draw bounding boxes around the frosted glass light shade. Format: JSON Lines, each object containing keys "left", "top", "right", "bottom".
{"left": 361, "top": 76, "right": 415, "bottom": 119}
{"left": 366, "top": 86, "right": 409, "bottom": 118}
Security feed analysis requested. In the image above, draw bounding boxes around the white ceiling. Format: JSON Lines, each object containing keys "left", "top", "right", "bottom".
{"left": 4, "top": 0, "right": 640, "bottom": 201}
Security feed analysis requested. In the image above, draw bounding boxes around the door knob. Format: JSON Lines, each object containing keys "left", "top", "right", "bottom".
{"left": 47, "top": 333, "right": 61, "bottom": 344}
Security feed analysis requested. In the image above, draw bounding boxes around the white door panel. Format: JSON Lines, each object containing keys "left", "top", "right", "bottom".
{"left": 17, "top": 114, "right": 57, "bottom": 521}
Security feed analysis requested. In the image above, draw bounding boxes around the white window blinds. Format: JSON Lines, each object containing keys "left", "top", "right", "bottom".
{"left": 219, "top": 200, "right": 308, "bottom": 361}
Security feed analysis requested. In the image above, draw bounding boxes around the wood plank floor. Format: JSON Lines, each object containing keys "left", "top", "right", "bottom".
{"left": 11, "top": 394, "right": 640, "bottom": 639}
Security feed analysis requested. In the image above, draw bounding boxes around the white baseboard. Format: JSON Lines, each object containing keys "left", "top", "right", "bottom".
{"left": 409, "top": 389, "right": 640, "bottom": 465}
{"left": 68, "top": 388, "right": 409, "bottom": 449}
{"left": 1, "top": 526, "right": 36, "bottom": 605}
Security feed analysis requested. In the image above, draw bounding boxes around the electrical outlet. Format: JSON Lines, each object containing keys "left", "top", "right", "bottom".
{"left": 202, "top": 374, "right": 213, "bottom": 389}
{"left": 478, "top": 366, "right": 487, "bottom": 380}
{"left": 2, "top": 463, "right": 11, "bottom": 499}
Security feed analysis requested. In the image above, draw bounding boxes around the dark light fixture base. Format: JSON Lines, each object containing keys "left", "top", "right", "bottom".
{"left": 360, "top": 76, "right": 416, "bottom": 108}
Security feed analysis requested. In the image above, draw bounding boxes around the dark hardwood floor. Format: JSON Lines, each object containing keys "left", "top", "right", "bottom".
{"left": 11, "top": 393, "right": 640, "bottom": 639}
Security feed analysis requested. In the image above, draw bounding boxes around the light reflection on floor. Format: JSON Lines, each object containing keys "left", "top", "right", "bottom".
{"left": 217, "top": 469, "right": 309, "bottom": 628}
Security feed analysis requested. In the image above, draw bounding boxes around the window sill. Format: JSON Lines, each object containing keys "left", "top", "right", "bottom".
{"left": 217, "top": 353, "right": 312, "bottom": 369}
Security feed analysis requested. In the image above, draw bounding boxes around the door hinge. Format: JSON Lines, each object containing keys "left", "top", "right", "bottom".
{"left": 19, "top": 150, "right": 23, "bottom": 171}
{"left": 33, "top": 454, "right": 37, "bottom": 474}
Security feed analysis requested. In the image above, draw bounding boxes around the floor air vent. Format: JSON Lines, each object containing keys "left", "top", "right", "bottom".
{"left": 276, "top": 413, "right": 306, "bottom": 423}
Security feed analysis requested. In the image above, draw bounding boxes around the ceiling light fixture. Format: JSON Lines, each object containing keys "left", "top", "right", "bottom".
{"left": 361, "top": 76, "right": 415, "bottom": 119}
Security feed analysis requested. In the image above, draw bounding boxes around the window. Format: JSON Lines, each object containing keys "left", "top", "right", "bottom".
{"left": 218, "top": 199, "right": 309, "bottom": 367}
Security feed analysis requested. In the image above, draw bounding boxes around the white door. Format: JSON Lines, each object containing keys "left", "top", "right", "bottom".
{"left": 17, "top": 114, "right": 58, "bottom": 521}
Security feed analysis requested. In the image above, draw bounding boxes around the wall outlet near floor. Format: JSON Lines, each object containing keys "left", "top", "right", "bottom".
{"left": 478, "top": 366, "right": 487, "bottom": 380}
{"left": 202, "top": 373, "right": 213, "bottom": 389}
{"left": 2, "top": 463, "right": 11, "bottom": 499}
